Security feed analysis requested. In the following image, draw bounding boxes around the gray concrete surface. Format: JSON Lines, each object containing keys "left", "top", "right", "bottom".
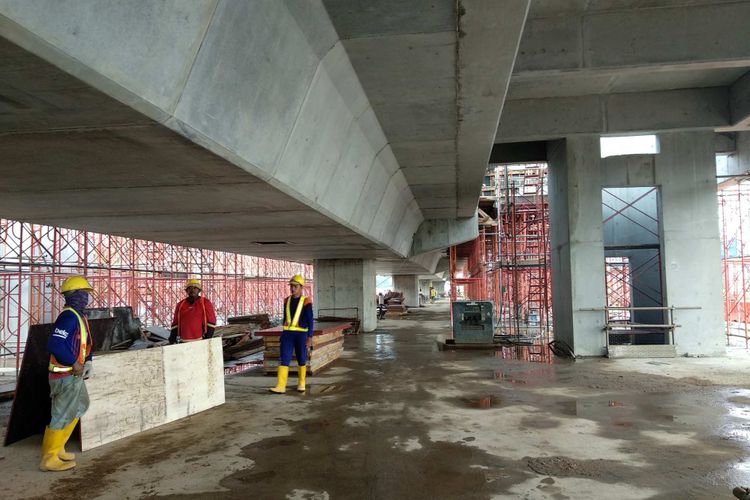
{"left": 498, "top": 1, "right": 750, "bottom": 143}
{"left": 0, "top": 0, "right": 526, "bottom": 270}
{"left": 2, "top": 303, "right": 750, "bottom": 499}
{"left": 314, "top": 258, "right": 376, "bottom": 332}
{"left": 393, "top": 275, "right": 419, "bottom": 309}
{"left": 549, "top": 131, "right": 724, "bottom": 356}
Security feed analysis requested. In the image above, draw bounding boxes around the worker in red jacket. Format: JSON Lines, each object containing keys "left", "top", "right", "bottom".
{"left": 270, "top": 274, "right": 313, "bottom": 394}
{"left": 41, "top": 275, "right": 94, "bottom": 472}
{"left": 169, "top": 279, "right": 217, "bottom": 344}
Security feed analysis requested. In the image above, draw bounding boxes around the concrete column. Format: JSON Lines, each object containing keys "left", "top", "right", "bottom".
{"left": 655, "top": 131, "right": 724, "bottom": 355}
{"left": 549, "top": 131, "right": 725, "bottom": 356}
{"left": 393, "top": 275, "right": 419, "bottom": 308}
{"left": 548, "top": 136, "right": 607, "bottom": 356}
{"left": 313, "top": 259, "right": 376, "bottom": 333}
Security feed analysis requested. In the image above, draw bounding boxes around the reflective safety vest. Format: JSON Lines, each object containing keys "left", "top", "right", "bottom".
{"left": 49, "top": 307, "right": 90, "bottom": 373}
{"left": 283, "top": 296, "right": 307, "bottom": 332}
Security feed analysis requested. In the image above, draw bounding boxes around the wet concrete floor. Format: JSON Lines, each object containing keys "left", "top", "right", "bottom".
{"left": 3, "top": 301, "right": 750, "bottom": 498}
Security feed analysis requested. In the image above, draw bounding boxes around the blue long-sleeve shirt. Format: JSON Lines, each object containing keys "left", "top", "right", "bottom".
{"left": 286, "top": 296, "right": 314, "bottom": 337}
{"left": 48, "top": 309, "right": 93, "bottom": 367}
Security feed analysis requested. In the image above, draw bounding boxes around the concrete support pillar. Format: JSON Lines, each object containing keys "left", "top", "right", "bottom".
{"left": 548, "top": 136, "right": 606, "bottom": 356}
{"left": 393, "top": 275, "right": 419, "bottom": 308}
{"left": 313, "top": 259, "right": 376, "bottom": 333}
{"left": 549, "top": 131, "right": 724, "bottom": 356}
{"left": 655, "top": 131, "right": 724, "bottom": 355}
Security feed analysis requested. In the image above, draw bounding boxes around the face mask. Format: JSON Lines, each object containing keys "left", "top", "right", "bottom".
{"left": 64, "top": 290, "right": 89, "bottom": 311}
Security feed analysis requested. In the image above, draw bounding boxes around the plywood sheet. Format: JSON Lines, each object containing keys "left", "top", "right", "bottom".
{"left": 79, "top": 338, "right": 224, "bottom": 451}
{"left": 163, "top": 339, "right": 225, "bottom": 421}
{"left": 81, "top": 348, "right": 166, "bottom": 450}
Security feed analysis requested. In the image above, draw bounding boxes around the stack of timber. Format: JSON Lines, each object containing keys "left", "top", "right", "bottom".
{"left": 256, "top": 322, "right": 350, "bottom": 375}
{"left": 216, "top": 314, "right": 270, "bottom": 374}
{"left": 383, "top": 291, "right": 408, "bottom": 318}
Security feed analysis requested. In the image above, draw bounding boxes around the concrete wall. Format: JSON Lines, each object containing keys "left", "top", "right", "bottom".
{"left": 313, "top": 259, "right": 376, "bottom": 332}
{"left": 0, "top": 0, "right": 423, "bottom": 257}
{"left": 548, "top": 137, "right": 606, "bottom": 356}
{"left": 549, "top": 132, "right": 725, "bottom": 356}
{"left": 655, "top": 132, "right": 725, "bottom": 355}
{"left": 393, "top": 275, "right": 419, "bottom": 308}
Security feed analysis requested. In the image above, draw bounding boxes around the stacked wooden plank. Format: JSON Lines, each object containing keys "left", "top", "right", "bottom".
{"left": 256, "top": 322, "right": 350, "bottom": 375}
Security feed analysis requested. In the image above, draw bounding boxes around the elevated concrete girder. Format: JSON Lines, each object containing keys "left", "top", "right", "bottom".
{"left": 498, "top": 87, "right": 729, "bottom": 143}
{"left": 0, "top": 0, "right": 527, "bottom": 274}
{"left": 324, "top": 0, "right": 530, "bottom": 219}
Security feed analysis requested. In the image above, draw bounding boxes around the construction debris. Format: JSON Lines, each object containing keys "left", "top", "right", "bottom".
{"left": 383, "top": 291, "right": 408, "bottom": 318}
{"left": 216, "top": 314, "right": 271, "bottom": 374}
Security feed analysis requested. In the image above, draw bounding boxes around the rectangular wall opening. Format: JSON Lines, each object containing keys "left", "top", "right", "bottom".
{"left": 602, "top": 187, "right": 666, "bottom": 345}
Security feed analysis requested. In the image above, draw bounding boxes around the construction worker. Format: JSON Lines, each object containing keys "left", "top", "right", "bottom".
{"left": 41, "top": 275, "right": 95, "bottom": 472}
{"left": 270, "top": 274, "right": 313, "bottom": 394}
{"left": 169, "top": 278, "right": 217, "bottom": 344}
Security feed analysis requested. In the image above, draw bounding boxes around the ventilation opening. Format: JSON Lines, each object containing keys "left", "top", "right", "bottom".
{"left": 253, "top": 241, "right": 289, "bottom": 245}
{"left": 600, "top": 134, "right": 659, "bottom": 158}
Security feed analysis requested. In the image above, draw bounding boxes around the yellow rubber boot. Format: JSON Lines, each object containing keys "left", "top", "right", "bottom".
{"left": 297, "top": 366, "right": 307, "bottom": 392}
{"left": 58, "top": 418, "right": 78, "bottom": 461}
{"left": 269, "top": 365, "right": 289, "bottom": 394}
{"left": 39, "top": 427, "right": 76, "bottom": 472}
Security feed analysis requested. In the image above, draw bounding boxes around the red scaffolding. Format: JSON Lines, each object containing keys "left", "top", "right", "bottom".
{"left": 0, "top": 219, "right": 312, "bottom": 371}
{"left": 719, "top": 180, "right": 750, "bottom": 346}
{"left": 449, "top": 164, "right": 552, "bottom": 344}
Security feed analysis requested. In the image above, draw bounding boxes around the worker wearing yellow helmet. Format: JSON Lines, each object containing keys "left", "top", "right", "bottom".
{"left": 40, "top": 275, "right": 94, "bottom": 471}
{"left": 169, "top": 278, "right": 217, "bottom": 344}
{"left": 270, "top": 274, "right": 314, "bottom": 394}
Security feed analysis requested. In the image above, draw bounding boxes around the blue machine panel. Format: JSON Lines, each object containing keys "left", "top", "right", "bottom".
{"left": 452, "top": 301, "right": 494, "bottom": 343}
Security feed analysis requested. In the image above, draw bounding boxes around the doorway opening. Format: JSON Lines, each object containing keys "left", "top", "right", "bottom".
{"left": 602, "top": 187, "right": 666, "bottom": 345}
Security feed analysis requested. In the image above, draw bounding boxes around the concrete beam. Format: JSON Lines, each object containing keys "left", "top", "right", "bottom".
{"left": 497, "top": 88, "right": 729, "bottom": 143}
{"left": 410, "top": 215, "right": 479, "bottom": 256}
{"left": 0, "top": 0, "right": 423, "bottom": 260}
{"left": 730, "top": 70, "right": 750, "bottom": 127}
{"left": 455, "top": 0, "right": 529, "bottom": 217}
{"left": 515, "top": 2, "right": 750, "bottom": 75}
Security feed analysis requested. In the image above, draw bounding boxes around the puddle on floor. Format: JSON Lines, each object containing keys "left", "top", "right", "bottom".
{"left": 462, "top": 395, "right": 502, "bottom": 409}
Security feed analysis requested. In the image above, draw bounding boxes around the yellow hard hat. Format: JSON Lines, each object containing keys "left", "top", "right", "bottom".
{"left": 60, "top": 276, "right": 94, "bottom": 294}
{"left": 289, "top": 274, "right": 305, "bottom": 286}
{"left": 185, "top": 278, "right": 202, "bottom": 290}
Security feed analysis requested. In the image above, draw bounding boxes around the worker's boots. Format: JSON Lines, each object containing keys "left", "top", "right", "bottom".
{"left": 58, "top": 418, "right": 79, "bottom": 461}
{"left": 269, "top": 365, "right": 289, "bottom": 394}
{"left": 39, "top": 427, "right": 76, "bottom": 472}
{"left": 297, "top": 366, "right": 307, "bottom": 392}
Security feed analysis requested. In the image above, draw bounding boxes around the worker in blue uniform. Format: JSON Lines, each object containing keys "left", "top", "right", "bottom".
{"left": 270, "top": 274, "right": 314, "bottom": 394}
{"left": 41, "top": 275, "right": 95, "bottom": 471}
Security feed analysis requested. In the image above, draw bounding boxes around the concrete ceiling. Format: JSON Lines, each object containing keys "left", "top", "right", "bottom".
{"left": 498, "top": 0, "right": 750, "bottom": 143}
{"left": 0, "top": 1, "right": 526, "bottom": 275}
{"left": 0, "top": 36, "right": 393, "bottom": 262}
{"left": 3, "top": 0, "right": 749, "bottom": 273}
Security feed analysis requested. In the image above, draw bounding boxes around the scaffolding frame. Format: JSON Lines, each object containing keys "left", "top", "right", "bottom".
{"left": 0, "top": 219, "right": 312, "bottom": 371}
{"left": 719, "top": 181, "right": 750, "bottom": 346}
{"left": 449, "top": 163, "right": 552, "bottom": 345}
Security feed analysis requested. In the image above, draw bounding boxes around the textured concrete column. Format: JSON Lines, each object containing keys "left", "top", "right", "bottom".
{"left": 655, "top": 131, "right": 724, "bottom": 355}
{"left": 548, "top": 137, "right": 606, "bottom": 356}
{"left": 393, "top": 275, "right": 419, "bottom": 308}
{"left": 313, "top": 259, "right": 376, "bottom": 332}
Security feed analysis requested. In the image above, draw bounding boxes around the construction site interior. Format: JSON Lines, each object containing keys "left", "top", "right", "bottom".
{"left": 5, "top": 2, "right": 750, "bottom": 499}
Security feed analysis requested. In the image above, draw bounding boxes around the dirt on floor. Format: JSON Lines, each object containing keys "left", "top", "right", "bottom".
{"left": 2, "top": 302, "right": 750, "bottom": 499}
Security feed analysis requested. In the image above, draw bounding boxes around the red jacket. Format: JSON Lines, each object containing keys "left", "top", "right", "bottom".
{"left": 171, "top": 297, "right": 217, "bottom": 341}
